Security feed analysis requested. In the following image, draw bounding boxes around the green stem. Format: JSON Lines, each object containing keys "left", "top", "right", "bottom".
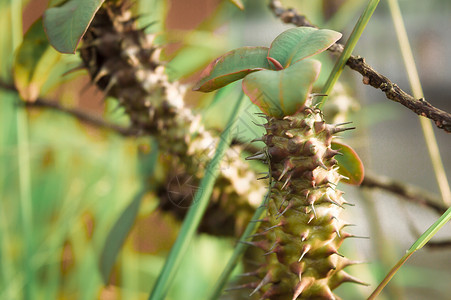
{"left": 387, "top": 0, "right": 451, "bottom": 206}
{"left": 367, "top": 251, "right": 413, "bottom": 300}
{"left": 11, "top": 0, "right": 35, "bottom": 299}
{"left": 208, "top": 190, "right": 270, "bottom": 300}
{"left": 148, "top": 92, "right": 246, "bottom": 300}
{"left": 368, "top": 204, "right": 451, "bottom": 299}
{"left": 317, "top": 0, "right": 380, "bottom": 109}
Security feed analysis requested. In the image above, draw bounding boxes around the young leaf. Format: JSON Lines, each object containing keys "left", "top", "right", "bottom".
{"left": 332, "top": 141, "right": 364, "bottom": 185}
{"left": 193, "top": 46, "right": 271, "bottom": 92}
{"left": 43, "top": 0, "right": 105, "bottom": 54}
{"left": 268, "top": 27, "right": 342, "bottom": 67}
{"left": 13, "top": 18, "right": 62, "bottom": 102}
{"left": 242, "top": 59, "right": 321, "bottom": 117}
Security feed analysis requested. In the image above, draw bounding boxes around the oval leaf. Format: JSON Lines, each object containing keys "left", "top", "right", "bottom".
{"left": 13, "top": 18, "right": 63, "bottom": 102}
{"left": 242, "top": 59, "right": 321, "bottom": 117}
{"left": 332, "top": 141, "right": 364, "bottom": 185}
{"left": 193, "top": 46, "right": 271, "bottom": 92}
{"left": 43, "top": 0, "right": 105, "bottom": 54}
{"left": 268, "top": 27, "right": 342, "bottom": 67}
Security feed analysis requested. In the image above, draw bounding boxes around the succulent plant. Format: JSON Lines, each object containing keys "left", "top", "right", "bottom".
{"left": 79, "top": 0, "right": 266, "bottom": 236}
{"left": 195, "top": 26, "right": 364, "bottom": 299}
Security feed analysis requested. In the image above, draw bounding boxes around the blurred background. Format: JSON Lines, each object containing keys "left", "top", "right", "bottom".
{"left": 1, "top": 0, "right": 451, "bottom": 299}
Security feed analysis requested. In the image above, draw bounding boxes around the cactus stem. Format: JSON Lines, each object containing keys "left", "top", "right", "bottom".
{"left": 340, "top": 175, "right": 350, "bottom": 181}
{"left": 334, "top": 225, "right": 341, "bottom": 238}
{"left": 318, "top": 159, "right": 329, "bottom": 170}
{"left": 281, "top": 175, "right": 292, "bottom": 190}
{"left": 248, "top": 231, "right": 267, "bottom": 238}
{"left": 275, "top": 204, "right": 291, "bottom": 219}
{"left": 239, "top": 240, "right": 266, "bottom": 249}
{"left": 249, "top": 273, "right": 272, "bottom": 296}
{"left": 262, "top": 224, "right": 283, "bottom": 233}
{"left": 324, "top": 197, "right": 344, "bottom": 208}
{"left": 278, "top": 164, "right": 290, "bottom": 181}
{"left": 334, "top": 121, "right": 354, "bottom": 127}
{"left": 345, "top": 234, "right": 370, "bottom": 239}
{"left": 246, "top": 152, "right": 267, "bottom": 161}
{"left": 338, "top": 272, "right": 370, "bottom": 286}
{"left": 252, "top": 121, "right": 268, "bottom": 127}
{"left": 333, "top": 126, "right": 356, "bottom": 134}
{"left": 310, "top": 203, "right": 317, "bottom": 219}
{"left": 298, "top": 244, "right": 312, "bottom": 262}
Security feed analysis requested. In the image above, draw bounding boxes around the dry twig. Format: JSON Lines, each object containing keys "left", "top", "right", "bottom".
{"left": 0, "top": 80, "right": 136, "bottom": 136}
{"left": 361, "top": 173, "right": 447, "bottom": 215}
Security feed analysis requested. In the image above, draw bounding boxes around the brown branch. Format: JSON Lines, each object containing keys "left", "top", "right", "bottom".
{"left": 269, "top": 0, "right": 451, "bottom": 133}
{"left": 0, "top": 80, "right": 137, "bottom": 136}
{"left": 361, "top": 173, "right": 447, "bottom": 215}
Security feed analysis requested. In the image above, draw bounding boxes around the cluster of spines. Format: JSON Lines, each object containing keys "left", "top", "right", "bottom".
{"left": 79, "top": 0, "right": 266, "bottom": 236}
{"left": 241, "top": 107, "right": 365, "bottom": 299}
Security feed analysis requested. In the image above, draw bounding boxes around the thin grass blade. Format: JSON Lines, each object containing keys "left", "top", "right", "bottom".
{"left": 148, "top": 92, "right": 246, "bottom": 300}
{"left": 316, "top": 0, "right": 380, "bottom": 108}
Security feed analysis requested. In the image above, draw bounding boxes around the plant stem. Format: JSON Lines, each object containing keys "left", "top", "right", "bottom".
{"left": 316, "top": 0, "right": 380, "bottom": 109}
{"left": 11, "top": 0, "right": 35, "bottom": 298}
{"left": 387, "top": 0, "right": 451, "bottom": 206}
{"left": 369, "top": 204, "right": 451, "bottom": 299}
{"left": 148, "top": 92, "right": 246, "bottom": 300}
{"left": 208, "top": 190, "right": 270, "bottom": 300}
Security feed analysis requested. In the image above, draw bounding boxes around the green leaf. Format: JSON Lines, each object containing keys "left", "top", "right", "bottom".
{"left": 43, "top": 0, "right": 105, "bottom": 54}
{"left": 332, "top": 141, "right": 364, "bottom": 185}
{"left": 13, "top": 18, "right": 63, "bottom": 102}
{"left": 99, "top": 190, "right": 144, "bottom": 284}
{"left": 193, "top": 46, "right": 271, "bottom": 92}
{"left": 268, "top": 27, "right": 342, "bottom": 67}
{"left": 242, "top": 59, "right": 321, "bottom": 117}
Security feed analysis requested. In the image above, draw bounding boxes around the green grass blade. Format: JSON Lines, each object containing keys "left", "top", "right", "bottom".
{"left": 10, "top": 0, "right": 35, "bottom": 298}
{"left": 387, "top": 0, "right": 451, "bottom": 205}
{"left": 148, "top": 92, "right": 246, "bottom": 300}
{"left": 316, "top": 0, "right": 380, "bottom": 108}
{"left": 16, "top": 103, "right": 34, "bottom": 300}
{"left": 208, "top": 190, "right": 270, "bottom": 300}
{"left": 369, "top": 205, "right": 451, "bottom": 299}
{"left": 100, "top": 139, "right": 159, "bottom": 283}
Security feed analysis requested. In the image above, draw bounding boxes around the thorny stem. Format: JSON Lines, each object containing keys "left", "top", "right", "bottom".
{"left": 268, "top": 0, "right": 451, "bottom": 133}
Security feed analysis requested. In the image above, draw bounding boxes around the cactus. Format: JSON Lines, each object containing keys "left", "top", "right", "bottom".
{"left": 79, "top": 0, "right": 266, "bottom": 236}
{"left": 245, "top": 103, "right": 364, "bottom": 299}
{"left": 195, "top": 26, "right": 364, "bottom": 299}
